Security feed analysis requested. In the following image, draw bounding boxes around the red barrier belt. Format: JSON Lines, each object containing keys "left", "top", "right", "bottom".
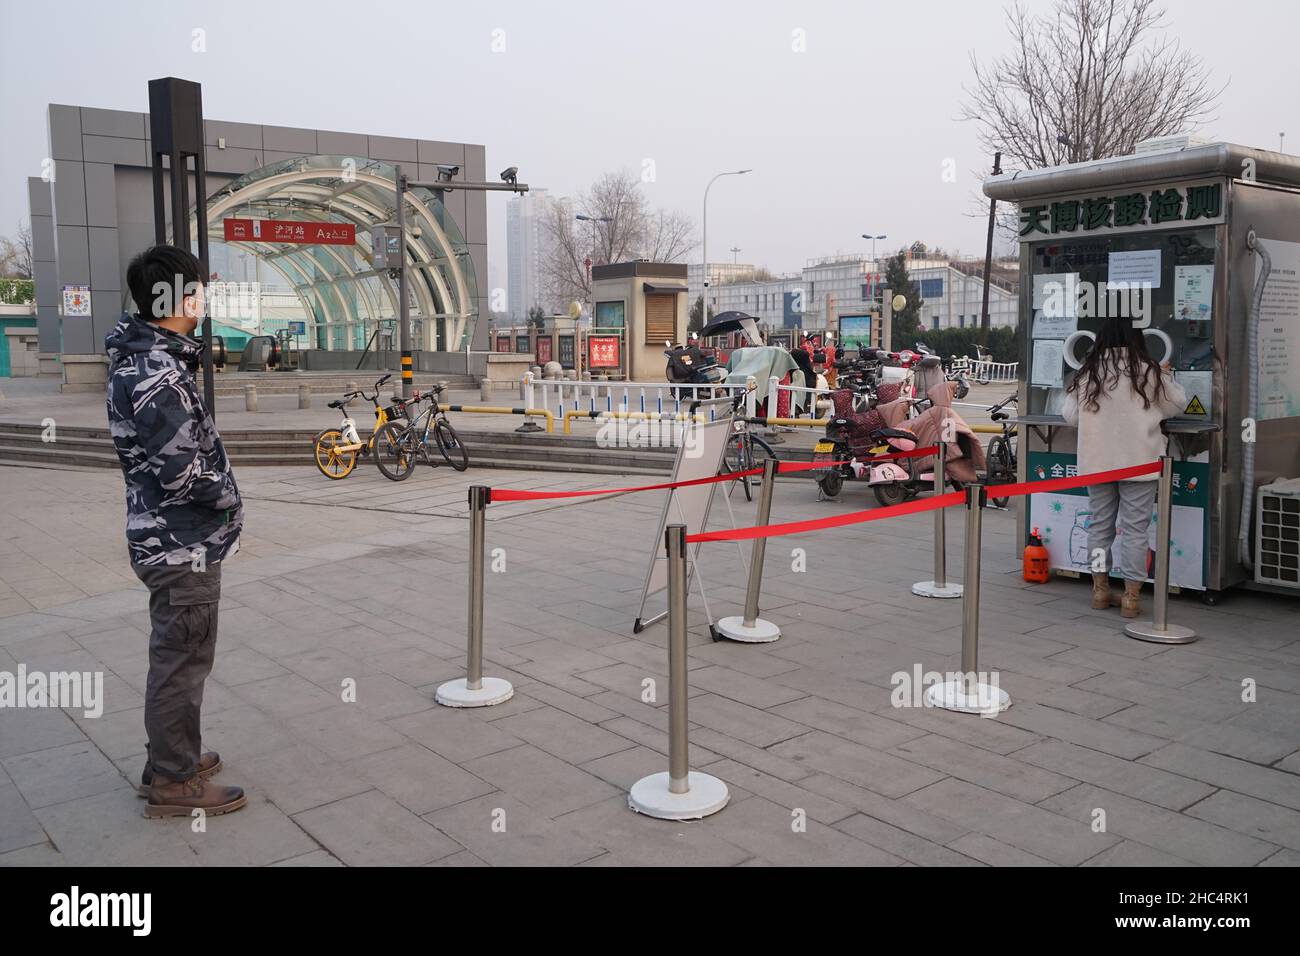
{"left": 489, "top": 467, "right": 763, "bottom": 501}
{"left": 687, "top": 491, "right": 967, "bottom": 543}
{"left": 990, "top": 460, "right": 1161, "bottom": 500}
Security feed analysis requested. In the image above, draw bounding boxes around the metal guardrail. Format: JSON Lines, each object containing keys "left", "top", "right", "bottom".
{"left": 525, "top": 374, "right": 757, "bottom": 423}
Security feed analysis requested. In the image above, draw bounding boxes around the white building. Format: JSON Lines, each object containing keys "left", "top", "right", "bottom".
{"left": 506, "top": 189, "right": 556, "bottom": 321}
{"left": 689, "top": 254, "right": 1018, "bottom": 333}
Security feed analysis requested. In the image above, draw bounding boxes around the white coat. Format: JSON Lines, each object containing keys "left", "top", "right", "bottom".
{"left": 1060, "top": 350, "right": 1187, "bottom": 481}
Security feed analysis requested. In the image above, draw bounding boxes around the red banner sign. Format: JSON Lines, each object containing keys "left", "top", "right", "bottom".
{"left": 587, "top": 335, "right": 621, "bottom": 369}
{"left": 223, "top": 218, "right": 355, "bottom": 245}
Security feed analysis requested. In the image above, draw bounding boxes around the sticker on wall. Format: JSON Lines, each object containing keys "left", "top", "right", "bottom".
{"left": 1174, "top": 370, "right": 1213, "bottom": 419}
{"left": 62, "top": 285, "right": 91, "bottom": 317}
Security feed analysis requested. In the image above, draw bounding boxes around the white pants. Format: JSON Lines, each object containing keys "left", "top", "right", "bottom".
{"left": 1086, "top": 480, "right": 1158, "bottom": 583}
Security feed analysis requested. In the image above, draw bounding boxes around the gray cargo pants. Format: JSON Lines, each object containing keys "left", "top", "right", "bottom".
{"left": 1086, "top": 481, "right": 1158, "bottom": 583}
{"left": 132, "top": 560, "right": 222, "bottom": 782}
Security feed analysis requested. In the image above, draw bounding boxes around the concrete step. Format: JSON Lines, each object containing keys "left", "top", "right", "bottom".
{"left": 0, "top": 422, "right": 680, "bottom": 475}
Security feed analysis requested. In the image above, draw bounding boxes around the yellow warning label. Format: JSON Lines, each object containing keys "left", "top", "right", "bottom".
{"left": 1185, "top": 395, "right": 1207, "bottom": 416}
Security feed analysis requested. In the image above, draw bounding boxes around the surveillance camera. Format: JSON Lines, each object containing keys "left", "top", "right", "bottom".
{"left": 500, "top": 166, "right": 519, "bottom": 184}
{"left": 436, "top": 164, "right": 460, "bottom": 181}
{"left": 409, "top": 224, "right": 422, "bottom": 240}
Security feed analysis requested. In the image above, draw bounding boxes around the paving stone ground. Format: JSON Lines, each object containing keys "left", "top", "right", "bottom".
{"left": 0, "top": 459, "right": 1297, "bottom": 867}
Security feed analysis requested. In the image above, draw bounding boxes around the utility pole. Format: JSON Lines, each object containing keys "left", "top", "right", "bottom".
{"left": 979, "top": 151, "right": 1002, "bottom": 346}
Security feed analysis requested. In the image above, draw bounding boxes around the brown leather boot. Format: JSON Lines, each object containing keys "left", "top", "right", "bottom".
{"left": 137, "top": 751, "right": 222, "bottom": 796}
{"left": 143, "top": 775, "right": 246, "bottom": 819}
{"left": 1121, "top": 580, "right": 1143, "bottom": 619}
{"left": 1091, "top": 573, "right": 1120, "bottom": 609}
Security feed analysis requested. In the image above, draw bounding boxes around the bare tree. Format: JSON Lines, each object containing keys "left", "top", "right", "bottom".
{"left": 962, "top": 0, "right": 1221, "bottom": 171}
{"left": 0, "top": 220, "right": 33, "bottom": 279}
{"left": 640, "top": 209, "right": 697, "bottom": 264}
{"left": 540, "top": 170, "right": 698, "bottom": 311}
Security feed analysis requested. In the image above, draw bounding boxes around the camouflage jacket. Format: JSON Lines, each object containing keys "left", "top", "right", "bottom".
{"left": 105, "top": 313, "right": 243, "bottom": 567}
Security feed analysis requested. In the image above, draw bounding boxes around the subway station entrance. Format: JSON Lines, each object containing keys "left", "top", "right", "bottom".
{"left": 201, "top": 155, "right": 479, "bottom": 362}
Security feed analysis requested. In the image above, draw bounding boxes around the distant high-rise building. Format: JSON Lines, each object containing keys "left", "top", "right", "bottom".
{"left": 506, "top": 190, "right": 555, "bottom": 321}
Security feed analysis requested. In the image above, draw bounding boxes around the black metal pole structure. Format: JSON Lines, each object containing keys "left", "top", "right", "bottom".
{"left": 148, "top": 77, "right": 215, "bottom": 417}
{"left": 978, "top": 151, "right": 1002, "bottom": 349}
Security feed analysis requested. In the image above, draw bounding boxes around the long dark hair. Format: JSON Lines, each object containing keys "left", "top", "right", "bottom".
{"left": 1067, "top": 318, "right": 1167, "bottom": 412}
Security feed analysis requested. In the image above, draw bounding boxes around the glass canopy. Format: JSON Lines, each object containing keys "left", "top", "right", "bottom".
{"left": 192, "top": 155, "right": 478, "bottom": 351}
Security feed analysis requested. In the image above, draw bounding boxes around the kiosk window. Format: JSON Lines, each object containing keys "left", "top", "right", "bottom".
{"left": 595, "top": 301, "right": 625, "bottom": 328}
{"left": 1026, "top": 226, "right": 1217, "bottom": 414}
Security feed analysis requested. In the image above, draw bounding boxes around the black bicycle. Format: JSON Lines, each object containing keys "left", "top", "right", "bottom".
{"left": 373, "top": 384, "right": 468, "bottom": 480}
{"left": 984, "top": 393, "right": 1018, "bottom": 508}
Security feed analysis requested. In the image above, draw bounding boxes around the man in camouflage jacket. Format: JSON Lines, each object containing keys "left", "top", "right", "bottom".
{"left": 106, "top": 244, "right": 246, "bottom": 818}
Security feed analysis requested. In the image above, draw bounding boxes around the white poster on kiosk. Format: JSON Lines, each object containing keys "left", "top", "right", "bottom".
{"left": 1254, "top": 238, "right": 1300, "bottom": 419}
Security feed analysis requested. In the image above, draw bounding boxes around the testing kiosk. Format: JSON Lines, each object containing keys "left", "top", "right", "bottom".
{"left": 984, "top": 139, "right": 1300, "bottom": 600}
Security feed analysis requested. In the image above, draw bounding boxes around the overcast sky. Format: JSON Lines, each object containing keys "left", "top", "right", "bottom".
{"left": 2, "top": 0, "right": 1296, "bottom": 292}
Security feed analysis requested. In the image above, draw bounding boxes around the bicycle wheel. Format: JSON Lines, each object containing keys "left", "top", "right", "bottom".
{"left": 723, "top": 433, "right": 755, "bottom": 501}
{"left": 433, "top": 419, "right": 469, "bottom": 472}
{"left": 312, "top": 429, "right": 357, "bottom": 480}
{"left": 986, "top": 436, "right": 1012, "bottom": 507}
{"left": 373, "top": 420, "right": 417, "bottom": 481}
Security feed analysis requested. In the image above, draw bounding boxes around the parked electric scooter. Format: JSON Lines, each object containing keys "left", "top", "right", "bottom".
{"left": 664, "top": 337, "right": 726, "bottom": 399}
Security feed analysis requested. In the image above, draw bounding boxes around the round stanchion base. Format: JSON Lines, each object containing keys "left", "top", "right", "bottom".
{"left": 924, "top": 679, "right": 1011, "bottom": 716}
{"left": 911, "top": 580, "right": 964, "bottom": 599}
{"left": 1124, "top": 620, "right": 1198, "bottom": 644}
{"left": 435, "top": 676, "right": 514, "bottom": 708}
{"left": 628, "top": 771, "right": 730, "bottom": 820}
{"left": 716, "top": 615, "right": 781, "bottom": 643}
{"left": 515, "top": 422, "right": 544, "bottom": 433}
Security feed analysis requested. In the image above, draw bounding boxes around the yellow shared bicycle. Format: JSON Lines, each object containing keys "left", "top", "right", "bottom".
{"left": 311, "top": 374, "right": 409, "bottom": 479}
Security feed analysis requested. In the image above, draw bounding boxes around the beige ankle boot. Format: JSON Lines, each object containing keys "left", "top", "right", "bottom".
{"left": 1121, "top": 580, "right": 1142, "bottom": 619}
{"left": 1091, "top": 573, "right": 1119, "bottom": 609}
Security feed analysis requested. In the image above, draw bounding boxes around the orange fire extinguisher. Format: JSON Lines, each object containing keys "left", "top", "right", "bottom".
{"left": 1023, "top": 528, "right": 1050, "bottom": 583}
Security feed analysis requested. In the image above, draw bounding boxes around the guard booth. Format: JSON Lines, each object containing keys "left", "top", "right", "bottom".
{"left": 589, "top": 262, "right": 689, "bottom": 381}
{"left": 985, "top": 138, "right": 1300, "bottom": 600}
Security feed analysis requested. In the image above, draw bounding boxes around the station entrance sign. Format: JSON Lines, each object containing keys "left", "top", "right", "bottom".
{"left": 223, "top": 218, "right": 356, "bottom": 245}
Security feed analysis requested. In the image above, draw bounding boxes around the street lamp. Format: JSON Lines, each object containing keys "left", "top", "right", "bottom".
{"left": 703, "top": 169, "right": 751, "bottom": 321}
{"left": 576, "top": 214, "right": 611, "bottom": 306}
{"left": 861, "top": 233, "right": 887, "bottom": 261}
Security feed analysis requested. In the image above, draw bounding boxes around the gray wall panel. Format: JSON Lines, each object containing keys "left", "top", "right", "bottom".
{"left": 55, "top": 225, "right": 91, "bottom": 285}
{"left": 37, "top": 305, "right": 60, "bottom": 353}
{"left": 88, "top": 227, "right": 122, "bottom": 292}
{"left": 204, "top": 120, "right": 262, "bottom": 150}
{"left": 368, "top": 135, "right": 418, "bottom": 163}
{"left": 417, "top": 140, "right": 466, "bottom": 166}
{"left": 317, "top": 130, "right": 367, "bottom": 155}
{"left": 48, "top": 105, "right": 82, "bottom": 162}
{"left": 82, "top": 135, "right": 148, "bottom": 167}
{"left": 32, "top": 209, "right": 57, "bottom": 264}
{"left": 84, "top": 162, "right": 119, "bottom": 228}
{"left": 262, "top": 125, "right": 317, "bottom": 153}
{"left": 81, "top": 107, "right": 145, "bottom": 139}
{"left": 52, "top": 161, "right": 87, "bottom": 227}
{"left": 205, "top": 146, "right": 264, "bottom": 176}
{"left": 27, "top": 176, "right": 53, "bottom": 218}
{"left": 35, "top": 262, "right": 58, "bottom": 308}
{"left": 91, "top": 289, "right": 124, "bottom": 347}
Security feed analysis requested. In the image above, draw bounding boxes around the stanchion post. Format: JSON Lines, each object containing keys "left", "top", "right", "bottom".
{"left": 1125, "top": 456, "right": 1198, "bottom": 644}
{"left": 436, "top": 486, "right": 515, "bottom": 707}
{"left": 912, "top": 441, "right": 963, "bottom": 598}
{"left": 924, "top": 482, "right": 1011, "bottom": 715}
{"left": 718, "top": 458, "right": 782, "bottom": 642}
{"left": 629, "top": 525, "right": 730, "bottom": 819}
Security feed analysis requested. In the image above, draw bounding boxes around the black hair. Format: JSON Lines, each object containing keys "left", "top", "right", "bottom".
{"left": 1066, "top": 317, "right": 1167, "bottom": 412}
{"left": 126, "top": 245, "right": 202, "bottom": 321}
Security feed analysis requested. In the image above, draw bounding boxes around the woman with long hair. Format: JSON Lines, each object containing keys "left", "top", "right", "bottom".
{"left": 1062, "top": 319, "right": 1186, "bottom": 617}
